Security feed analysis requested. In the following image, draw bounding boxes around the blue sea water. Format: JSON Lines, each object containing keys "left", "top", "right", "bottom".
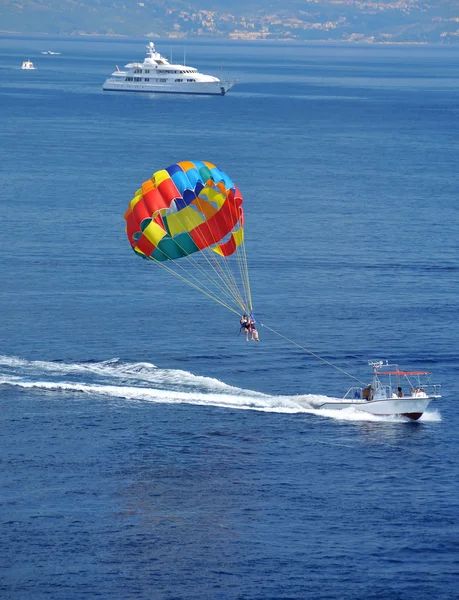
{"left": 1, "top": 36, "right": 458, "bottom": 599}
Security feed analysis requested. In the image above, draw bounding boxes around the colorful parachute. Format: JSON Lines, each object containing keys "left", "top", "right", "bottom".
{"left": 125, "top": 160, "right": 252, "bottom": 315}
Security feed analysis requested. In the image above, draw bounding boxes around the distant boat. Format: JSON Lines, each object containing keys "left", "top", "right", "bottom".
{"left": 21, "top": 60, "right": 35, "bottom": 70}
{"left": 311, "top": 360, "right": 441, "bottom": 420}
{"left": 41, "top": 51, "right": 61, "bottom": 55}
{"left": 103, "top": 42, "right": 237, "bottom": 96}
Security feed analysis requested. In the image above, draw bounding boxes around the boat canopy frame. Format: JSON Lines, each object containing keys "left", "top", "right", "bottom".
{"left": 344, "top": 360, "right": 441, "bottom": 400}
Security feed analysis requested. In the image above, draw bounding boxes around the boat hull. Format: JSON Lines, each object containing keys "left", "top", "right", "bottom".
{"left": 102, "top": 80, "right": 232, "bottom": 95}
{"left": 313, "top": 396, "right": 436, "bottom": 420}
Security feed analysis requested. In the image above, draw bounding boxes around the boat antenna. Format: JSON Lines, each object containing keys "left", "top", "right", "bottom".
{"left": 260, "top": 322, "right": 366, "bottom": 384}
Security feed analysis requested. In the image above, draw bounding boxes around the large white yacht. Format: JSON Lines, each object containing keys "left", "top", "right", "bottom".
{"left": 103, "top": 42, "right": 236, "bottom": 95}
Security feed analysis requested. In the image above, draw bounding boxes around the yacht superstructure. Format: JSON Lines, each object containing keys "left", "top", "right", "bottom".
{"left": 103, "top": 42, "right": 236, "bottom": 95}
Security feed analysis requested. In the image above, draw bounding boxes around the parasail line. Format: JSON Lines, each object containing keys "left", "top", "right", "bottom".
{"left": 171, "top": 200, "right": 246, "bottom": 309}
{"left": 150, "top": 206, "right": 247, "bottom": 313}
{"left": 171, "top": 207, "right": 248, "bottom": 310}
{"left": 175, "top": 194, "right": 250, "bottom": 313}
{"left": 260, "top": 323, "right": 366, "bottom": 384}
{"left": 153, "top": 245, "right": 243, "bottom": 313}
{"left": 149, "top": 256, "right": 241, "bottom": 315}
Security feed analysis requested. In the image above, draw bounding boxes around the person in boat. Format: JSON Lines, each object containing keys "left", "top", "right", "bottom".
{"left": 240, "top": 314, "right": 250, "bottom": 341}
{"left": 397, "top": 386, "right": 404, "bottom": 398}
{"left": 362, "top": 385, "right": 372, "bottom": 401}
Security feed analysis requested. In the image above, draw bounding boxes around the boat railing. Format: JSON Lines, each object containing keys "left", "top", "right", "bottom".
{"left": 406, "top": 383, "right": 441, "bottom": 397}
{"left": 344, "top": 386, "right": 364, "bottom": 400}
{"left": 373, "top": 385, "right": 392, "bottom": 399}
{"left": 344, "top": 383, "right": 440, "bottom": 400}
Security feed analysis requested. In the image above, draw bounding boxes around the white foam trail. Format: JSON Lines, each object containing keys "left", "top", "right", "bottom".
{"left": 0, "top": 378, "right": 315, "bottom": 413}
{"left": 0, "top": 355, "right": 243, "bottom": 393}
{"left": 0, "top": 378, "right": 441, "bottom": 422}
{"left": 0, "top": 355, "right": 442, "bottom": 422}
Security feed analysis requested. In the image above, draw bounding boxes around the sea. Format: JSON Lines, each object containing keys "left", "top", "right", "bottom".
{"left": 1, "top": 36, "right": 458, "bottom": 599}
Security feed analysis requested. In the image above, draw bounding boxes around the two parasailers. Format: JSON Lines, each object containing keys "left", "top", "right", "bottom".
{"left": 240, "top": 314, "right": 259, "bottom": 342}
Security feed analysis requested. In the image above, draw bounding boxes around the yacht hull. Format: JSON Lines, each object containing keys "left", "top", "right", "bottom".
{"left": 313, "top": 396, "right": 434, "bottom": 420}
{"left": 103, "top": 81, "right": 231, "bottom": 95}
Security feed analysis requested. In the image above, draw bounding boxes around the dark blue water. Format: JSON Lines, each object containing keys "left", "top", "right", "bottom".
{"left": 1, "top": 37, "right": 458, "bottom": 599}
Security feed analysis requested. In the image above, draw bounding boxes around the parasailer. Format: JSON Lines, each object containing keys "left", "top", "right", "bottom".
{"left": 125, "top": 160, "right": 254, "bottom": 323}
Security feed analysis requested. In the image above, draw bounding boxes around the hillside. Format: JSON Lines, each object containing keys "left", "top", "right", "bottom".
{"left": 2, "top": 0, "right": 459, "bottom": 42}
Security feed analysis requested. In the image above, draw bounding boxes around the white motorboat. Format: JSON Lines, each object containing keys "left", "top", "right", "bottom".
{"left": 21, "top": 60, "right": 35, "bottom": 70}
{"left": 312, "top": 360, "right": 441, "bottom": 420}
{"left": 41, "top": 51, "right": 61, "bottom": 55}
{"left": 103, "top": 42, "right": 237, "bottom": 95}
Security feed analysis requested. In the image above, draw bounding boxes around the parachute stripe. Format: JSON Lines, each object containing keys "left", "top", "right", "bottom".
{"left": 135, "top": 234, "right": 156, "bottom": 257}
{"left": 170, "top": 171, "right": 193, "bottom": 196}
{"left": 143, "top": 187, "right": 169, "bottom": 214}
{"left": 157, "top": 177, "right": 181, "bottom": 205}
{"left": 165, "top": 205, "right": 205, "bottom": 237}
{"left": 190, "top": 193, "right": 240, "bottom": 250}
{"left": 132, "top": 198, "right": 151, "bottom": 224}
{"left": 153, "top": 169, "right": 172, "bottom": 186}
{"left": 142, "top": 220, "right": 167, "bottom": 247}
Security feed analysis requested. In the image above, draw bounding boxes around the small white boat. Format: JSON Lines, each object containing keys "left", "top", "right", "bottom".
{"left": 41, "top": 51, "right": 61, "bottom": 55}
{"left": 21, "top": 60, "right": 35, "bottom": 70}
{"left": 103, "top": 42, "right": 237, "bottom": 95}
{"left": 312, "top": 360, "right": 441, "bottom": 420}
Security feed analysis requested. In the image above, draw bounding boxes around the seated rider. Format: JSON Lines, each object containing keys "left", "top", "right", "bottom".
{"left": 248, "top": 318, "right": 260, "bottom": 342}
{"left": 240, "top": 314, "right": 250, "bottom": 341}
{"left": 397, "top": 386, "right": 404, "bottom": 398}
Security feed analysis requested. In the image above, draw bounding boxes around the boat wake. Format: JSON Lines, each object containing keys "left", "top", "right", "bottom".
{"left": 0, "top": 356, "right": 440, "bottom": 422}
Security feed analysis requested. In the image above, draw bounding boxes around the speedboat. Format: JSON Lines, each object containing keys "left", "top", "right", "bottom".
{"left": 21, "top": 60, "right": 35, "bottom": 70}
{"left": 41, "top": 51, "right": 60, "bottom": 55}
{"left": 103, "top": 42, "right": 237, "bottom": 95}
{"left": 312, "top": 360, "right": 441, "bottom": 420}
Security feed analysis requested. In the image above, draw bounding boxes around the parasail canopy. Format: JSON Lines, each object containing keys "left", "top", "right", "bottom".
{"left": 125, "top": 160, "right": 252, "bottom": 315}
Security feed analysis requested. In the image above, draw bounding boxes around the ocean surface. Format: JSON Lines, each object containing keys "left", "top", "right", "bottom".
{"left": 1, "top": 36, "right": 458, "bottom": 599}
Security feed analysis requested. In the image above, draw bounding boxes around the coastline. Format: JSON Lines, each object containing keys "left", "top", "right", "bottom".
{"left": 0, "top": 30, "right": 432, "bottom": 45}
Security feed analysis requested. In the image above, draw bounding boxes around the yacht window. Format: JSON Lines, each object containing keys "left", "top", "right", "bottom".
{"left": 187, "top": 79, "right": 195, "bottom": 82}
{"left": 134, "top": 77, "right": 142, "bottom": 82}
{"left": 144, "top": 78, "right": 149, "bottom": 82}
{"left": 175, "top": 79, "right": 183, "bottom": 82}
{"left": 145, "top": 69, "right": 150, "bottom": 73}
{"left": 159, "top": 79, "right": 166, "bottom": 82}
